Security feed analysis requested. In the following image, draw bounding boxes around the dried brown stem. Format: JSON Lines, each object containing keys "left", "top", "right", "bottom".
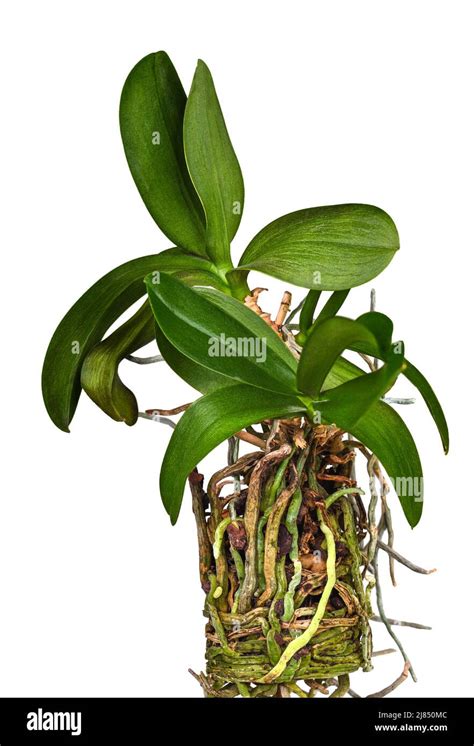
{"left": 275, "top": 291, "right": 292, "bottom": 327}
{"left": 244, "top": 288, "right": 279, "bottom": 332}
{"left": 189, "top": 470, "right": 212, "bottom": 590}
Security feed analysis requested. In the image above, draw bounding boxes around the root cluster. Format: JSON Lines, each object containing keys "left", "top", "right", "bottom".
{"left": 190, "top": 420, "right": 377, "bottom": 698}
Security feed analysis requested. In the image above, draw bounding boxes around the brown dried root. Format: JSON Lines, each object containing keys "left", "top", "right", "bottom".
{"left": 244, "top": 288, "right": 279, "bottom": 332}
{"left": 244, "top": 288, "right": 293, "bottom": 334}
{"left": 275, "top": 291, "right": 292, "bottom": 328}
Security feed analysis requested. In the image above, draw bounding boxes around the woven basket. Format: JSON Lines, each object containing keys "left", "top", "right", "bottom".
{"left": 191, "top": 423, "right": 373, "bottom": 698}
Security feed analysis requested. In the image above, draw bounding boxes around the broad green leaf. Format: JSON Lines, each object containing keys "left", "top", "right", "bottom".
{"left": 81, "top": 302, "right": 155, "bottom": 425}
{"left": 155, "top": 281, "right": 294, "bottom": 395}
{"left": 80, "top": 266, "right": 231, "bottom": 425}
{"left": 236, "top": 204, "right": 399, "bottom": 289}
{"left": 324, "top": 357, "right": 424, "bottom": 527}
{"left": 297, "top": 316, "right": 383, "bottom": 398}
{"left": 183, "top": 60, "right": 244, "bottom": 268}
{"left": 42, "top": 249, "right": 219, "bottom": 432}
{"left": 155, "top": 323, "right": 234, "bottom": 395}
{"left": 195, "top": 286, "right": 297, "bottom": 375}
{"left": 348, "top": 313, "right": 449, "bottom": 453}
{"left": 146, "top": 273, "right": 298, "bottom": 395}
{"left": 318, "top": 343, "right": 406, "bottom": 430}
{"left": 120, "top": 52, "right": 207, "bottom": 255}
{"left": 160, "top": 384, "right": 304, "bottom": 523}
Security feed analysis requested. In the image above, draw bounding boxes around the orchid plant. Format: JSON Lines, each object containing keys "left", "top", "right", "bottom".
{"left": 42, "top": 52, "right": 448, "bottom": 698}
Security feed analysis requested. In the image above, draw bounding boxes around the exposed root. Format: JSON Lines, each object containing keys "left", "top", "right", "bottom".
{"left": 371, "top": 615, "right": 432, "bottom": 631}
{"left": 188, "top": 414, "right": 430, "bottom": 697}
{"left": 377, "top": 539, "right": 436, "bottom": 575}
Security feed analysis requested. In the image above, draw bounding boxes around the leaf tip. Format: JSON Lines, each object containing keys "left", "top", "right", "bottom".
{"left": 196, "top": 58, "right": 210, "bottom": 72}
{"left": 169, "top": 512, "right": 179, "bottom": 526}
{"left": 44, "top": 403, "right": 72, "bottom": 434}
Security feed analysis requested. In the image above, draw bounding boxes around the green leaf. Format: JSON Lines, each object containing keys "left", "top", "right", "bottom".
{"left": 160, "top": 384, "right": 304, "bottom": 523}
{"left": 183, "top": 60, "right": 244, "bottom": 267}
{"left": 403, "top": 361, "right": 449, "bottom": 454}
{"left": 354, "top": 311, "right": 393, "bottom": 354}
{"left": 155, "top": 323, "right": 234, "bottom": 395}
{"left": 324, "top": 357, "right": 424, "bottom": 527}
{"left": 297, "top": 289, "right": 350, "bottom": 344}
{"left": 348, "top": 312, "right": 449, "bottom": 453}
{"left": 119, "top": 52, "right": 207, "bottom": 255}
{"left": 312, "top": 290, "right": 350, "bottom": 327}
{"left": 146, "top": 273, "right": 298, "bottom": 395}
{"left": 171, "top": 268, "right": 229, "bottom": 294}
{"left": 80, "top": 268, "right": 230, "bottom": 425}
{"left": 236, "top": 204, "right": 399, "bottom": 289}
{"left": 42, "top": 249, "right": 220, "bottom": 432}
{"left": 319, "top": 343, "right": 406, "bottom": 430}
{"left": 299, "top": 290, "right": 321, "bottom": 334}
{"left": 297, "top": 316, "right": 383, "bottom": 398}
{"left": 196, "top": 284, "right": 297, "bottom": 372}
{"left": 80, "top": 302, "right": 154, "bottom": 425}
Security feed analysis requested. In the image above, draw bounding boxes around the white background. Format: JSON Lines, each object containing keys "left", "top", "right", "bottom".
{"left": 1, "top": 0, "right": 471, "bottom": 697}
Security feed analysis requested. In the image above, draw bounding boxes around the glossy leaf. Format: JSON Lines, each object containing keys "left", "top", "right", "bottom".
{"left": 120, "top": 52, "right": 207, "bottom": 255}
{"left": 312, "top": 289, "right": 350, "bottom": 327}
{"left": 348, "top": 313, "right": 448, "bottom": 453}
{"left": 236, "top": 203, "right": 399, "bottom": 289}
{"left": 171, "top": 268, "right": 229, "bottom": 294}
{"left": 324, "top": 357, "right": 424, "bottom": 527}
{"left": 184, "top": 60, "right": 244, "bottom": 267}
{"left": 297, "top": 316, "right": 384, "bottom": 398}
{"left": 354, "top": 311, "right": 393, "bottom": 354}
{"left": 299, "top": 289, "right": 321, "bottom": 334}
{"left": 146, "top": 273, "right": 298, "bottom": 395}
{"left": 297, "top": 289, "right": 350, "bottom": 344}
{"left": 80, "top": 302, "right": 155, "bottom": 425}
{"left": 196, "top": 284, "right": 299, "bottom": 377}
{"left": 403, "top": 361, "right": 449, "bottom": 454}
{"left": 160, "top": 384, "right": 304, "bottom": 523}
{"left": 319, "top": 343, "right": 406, "bottom": 430}
{"left": 42, "top": 249, "right": 220, "bottom": 432}
{"left": 155, "top": 323, "right": 234, "bottom": 395}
